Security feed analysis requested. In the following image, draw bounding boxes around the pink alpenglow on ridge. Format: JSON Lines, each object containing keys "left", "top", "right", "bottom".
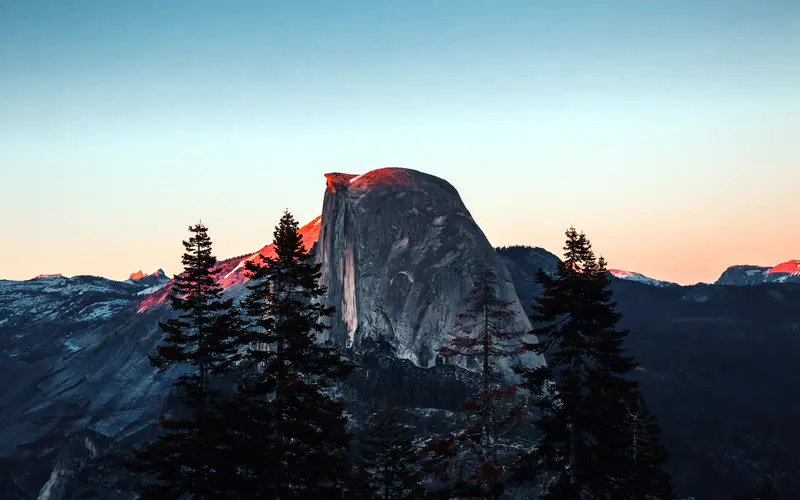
{"left": 129, "top": 269, "right": 167, "bottom": 281}
{"left": 129, "top": 270, "right": 147, "bottom": 280}
{"left": 137, "top": 216, "right": 323, "bottom": 312}
{"left": 325, "top": 168, "right": 422, "bottom": 193}
{"left": 767, "top": 259, "right": 800, "bottom": 275}
{"left": 217, "top": 215, "right": 323, "bottom": 289}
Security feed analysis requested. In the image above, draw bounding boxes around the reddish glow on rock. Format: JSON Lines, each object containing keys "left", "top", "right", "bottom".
{"left": 137, "top": 216, "right": 323, "bottom": 312}
{"left": 137, "top": 286, "right": 170, "bottom": 312}
{"left": 129, "top": 270, "right": 165, "bottom": 280}
{"left": 324, "top": 168, "right": 420, "bottom": 193}
{"left": 254, "top": 215, "right": 322, "bottom": 262}
{"left": 768, "top": 259, "right": 800, "bottom": 274}
{"left": 324, "top": 173, "right": 358, "bottom": 193}
{"left": 609, "top": 269, "right": 634, "bottom": 278}
{"left": 217, "top": 215, "right": 323, "bottom": 289}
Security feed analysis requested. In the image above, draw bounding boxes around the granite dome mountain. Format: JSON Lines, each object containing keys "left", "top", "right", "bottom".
{"left": 0, "top": 168, "right": 798, "bottom": 499}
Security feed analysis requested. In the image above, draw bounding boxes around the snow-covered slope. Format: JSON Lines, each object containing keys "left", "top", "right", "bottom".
{"left": 1, "top": 276, "right": 141, "bottom": 330}
{"left": 315, "top": 168, "right": 543, "bottom": 370}
{"left": 608, "top": 269, "right": 679, "bottom": 287}
{"left": 715, "top": 260, "right": 800, "bottom": 285}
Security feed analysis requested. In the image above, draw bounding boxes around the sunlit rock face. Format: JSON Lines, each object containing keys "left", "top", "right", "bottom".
{"left": 138, "top": 216, "right": 323, "bottom": 310}
{"left": 715, "top": 260, "right": 800, "bottom": 286}
{"left": 767, "top": 259, "right": 800, "bottom": 283}
{"left": 316, "top": 167, "right": 544, "bottom": 370}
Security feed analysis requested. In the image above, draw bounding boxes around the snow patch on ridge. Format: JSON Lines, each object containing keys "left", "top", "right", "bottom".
{"left": 222, "top": 259, "right": 250, "bottom": 280}
{"left": 135, "top": 284, "right": 167, "bottom": 296}
{"left": 609, "top": 269, "right": 676, "bottom": 287}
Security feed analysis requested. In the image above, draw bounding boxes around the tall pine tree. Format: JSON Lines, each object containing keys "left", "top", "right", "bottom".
{"left": 129, "top": 223, "right": 240, "bottom": 499}
{"left": 617, "top": 396, "right": 672, "bottom": 499}
{"left": 230, "top": 210, "right": 356, "bottom": 498}
{"left": 436, "top": 264, "right": 524, "bottom": 499}
{"left": 515, "top": 227, "right": 671, "bottom": 500}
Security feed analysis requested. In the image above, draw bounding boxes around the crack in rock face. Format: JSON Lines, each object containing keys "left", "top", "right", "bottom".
{"left": 316, "top": 168, "right": 544, "bottom": 371}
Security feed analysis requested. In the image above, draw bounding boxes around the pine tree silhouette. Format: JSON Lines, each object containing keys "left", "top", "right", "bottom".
{"left": 515, "top": 227, "right": 671, "bottom": 499}
{"left": 128, "top": 223, "right": 240, "bottom": 499}
{"left": 618, "top": 396, "right": 672, "bottom": 499}
{"left": 229, "top": 210, "right": 357, "bottom": 498}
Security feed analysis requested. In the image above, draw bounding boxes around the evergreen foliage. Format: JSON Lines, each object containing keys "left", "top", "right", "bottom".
{"left": 435, "top": 264, "right": 525, "bottom": 498}
{"left": 229, "top": 209, "right": 357, "bottom": 498}
{"left": 128, "top": 223, "right": 240, "bottom": 499}
{"left": 618, "top": 397, "right": 672, "bottom": 499}
{"left": 515, "top": 227, "right": 671, "bottom": 500}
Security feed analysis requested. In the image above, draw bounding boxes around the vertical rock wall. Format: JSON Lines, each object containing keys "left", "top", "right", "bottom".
{"left": 316, "top": 168, "right": 544, "bottom": 370}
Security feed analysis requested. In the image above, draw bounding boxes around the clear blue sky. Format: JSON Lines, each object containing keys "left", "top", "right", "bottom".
{"left": 1, "top": 0, "right": 798, "bottom": 284}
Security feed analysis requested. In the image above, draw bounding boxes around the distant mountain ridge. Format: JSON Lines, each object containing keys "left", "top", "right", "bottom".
{"left": 127, "top": 269, "right": 167, "bottom": 281}
{"left": 715, "top": 259, "right": 800, "bottom": 285}
{"left": 608, "top": 269, "right": 679, "bottom": 287}
{"left": 1, "top": 168, "right": 798, "bottom": 499}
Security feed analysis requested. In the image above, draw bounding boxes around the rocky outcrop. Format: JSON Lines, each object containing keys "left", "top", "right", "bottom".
{"left": 716, "top": 261, "right": 800, "bottom": 286}
{"left": 128, "top": 270, "right": 167, "bottom": 282}
{"left": 315, "top": 168, "right": 543, "bottom": 370}
{"left": 715, "top": 265, "right": 772, "bottom": 286}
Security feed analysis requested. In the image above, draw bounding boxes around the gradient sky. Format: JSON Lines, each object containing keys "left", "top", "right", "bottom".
{"left": 1, "top": 0, "right": 798, "bottom": 285}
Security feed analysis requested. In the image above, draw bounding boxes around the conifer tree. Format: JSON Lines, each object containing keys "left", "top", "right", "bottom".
{"left": 617, "top": 397, "right": 672, "bottom": 499}
{"left": 360, "top": 408, "right": 423, "bottom": 499}
{"left": 129, "top": 223, "right": 240, "bottom": 499}
{"left": 231, "top": 209, "right": 356, "bottom": 498}
{"left": 436, "top": 264, "right": 524, "bottom": 498}
{"left": 515, "top": 227, "right": 671, "bottom": 500}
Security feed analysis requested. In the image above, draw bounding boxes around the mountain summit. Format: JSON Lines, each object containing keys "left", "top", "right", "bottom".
{"left": 608, "top": 269, "right": 678, "bottom": 287}
{"left": 317, "top": 167, "right": 543, "bottom": 370}
{"left": 128, "top": 269, "right": 167, "bottom": 281}
{"left": 715, "top": 259, "right": 800, "bottom": 285}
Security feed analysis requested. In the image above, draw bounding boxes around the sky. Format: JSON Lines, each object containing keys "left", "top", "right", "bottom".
{"left": 1, "top": 0, "right": 798, "bottom": 285}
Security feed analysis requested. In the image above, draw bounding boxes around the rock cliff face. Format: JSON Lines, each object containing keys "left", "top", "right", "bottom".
{"left": 316, "top": 168, "right": 543, "bottom": 370}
